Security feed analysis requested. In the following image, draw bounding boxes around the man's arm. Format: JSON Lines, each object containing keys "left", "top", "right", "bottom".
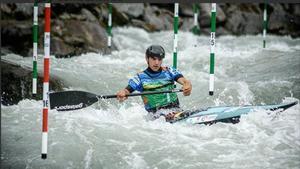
{"left": 116, "top": 75, "right": 141, "bottom": 102}
{"left": 176, "top": 77, "right": 192, "bottom": 96}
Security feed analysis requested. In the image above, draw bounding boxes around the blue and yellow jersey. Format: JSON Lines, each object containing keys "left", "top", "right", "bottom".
{"left": 126, "top": 66, "right": 183, "bottom": 112}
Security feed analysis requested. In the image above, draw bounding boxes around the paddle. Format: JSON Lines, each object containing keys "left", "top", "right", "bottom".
{"left": 49, "top": 89, "right": 183, "bottom": 111}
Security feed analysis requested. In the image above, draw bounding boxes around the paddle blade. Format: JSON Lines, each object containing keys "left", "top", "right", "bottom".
{"left": 49, "top": 91, "right": 98, "bottom": 111}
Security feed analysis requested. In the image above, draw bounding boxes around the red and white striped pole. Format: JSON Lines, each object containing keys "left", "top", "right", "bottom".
{"left": 41, "top": 2, "right": 51, "bottom": 159}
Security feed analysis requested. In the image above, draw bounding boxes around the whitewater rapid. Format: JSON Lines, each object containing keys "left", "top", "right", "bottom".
{"left": 1, "top": 27, "right": 300, "bottom": 169}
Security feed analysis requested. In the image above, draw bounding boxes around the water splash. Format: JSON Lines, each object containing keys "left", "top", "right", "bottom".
{"left": 1, "top": 28, "right": 300, "bottom": 169}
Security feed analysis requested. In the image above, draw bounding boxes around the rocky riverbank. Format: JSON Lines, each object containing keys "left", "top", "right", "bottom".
{"left": 1, "top": 3, "right": 299, "bottom": 105}
{"left": 1, "top": 3, "right": 299, "bottom": 57}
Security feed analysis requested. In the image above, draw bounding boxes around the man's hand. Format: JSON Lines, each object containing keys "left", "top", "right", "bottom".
{"left": 165, "top": 112, "right": 176, "bottom": 121}
{"left": 177, "top": 77, "right": 192, "bottom": 96}
{"left": 165, "top": 112, "right": 184, "bottom": 122}
{"left": 182, "top": 80, "right": 192, "bottom": 96}
{"left": 116, "top": 89, "right": 130, "bottom": 102}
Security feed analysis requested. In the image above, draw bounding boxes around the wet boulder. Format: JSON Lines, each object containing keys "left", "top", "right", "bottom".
{"left": 1, "top": 60, "right": 65, "bottom": 106}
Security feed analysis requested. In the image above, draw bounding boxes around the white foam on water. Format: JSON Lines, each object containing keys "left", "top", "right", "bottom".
{"left": 2, "top": 27, "right": 300, "bottom": 169}
{"left": 256, "top": 79, "right": 294, "bottom": 88}
{"left": 2, "top": 98, "right": 300, "bottom": 169}
{"left": 123, "top": 152, "right": 149, "bottom": 169}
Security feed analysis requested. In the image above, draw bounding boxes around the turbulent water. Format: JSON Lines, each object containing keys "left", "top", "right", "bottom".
{"left": 2, "top": 27, "right": 300, "bottom": 169}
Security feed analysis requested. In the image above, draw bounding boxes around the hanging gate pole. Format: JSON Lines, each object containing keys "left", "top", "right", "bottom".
{"left": 173, "top": 3, "right": 179, "bottom": 69}
{"left": 107, "top": 3, "right": 112, "bottom": 49}
{"left": 41, "top": 2, "right": 51, "bottom": 159}
{"left": 209, "top": 3, "right": 216, "bottom": 96}
{"left": 263, "top": 2, "right": 267, "bottom": 48}
{"left": 32, "top": 1, "right": 38, "bottom": 96}
{"left": 192, "top": 4, "right": 200, "bottom": 35}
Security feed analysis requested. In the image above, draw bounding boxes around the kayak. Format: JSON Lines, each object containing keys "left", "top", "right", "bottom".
{"left": 48, "top": 90, "right": 298, "bottom": 125}
{"left": 170, "top": 101, "right": 298, "bottom": 125}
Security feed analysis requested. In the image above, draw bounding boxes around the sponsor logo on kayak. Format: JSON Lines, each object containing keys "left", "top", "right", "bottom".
{"left": 187, "top": 114, "right": 218, "bottom": 124}
{"left": 55, "top": 103, "right": 83, "bottom": 111}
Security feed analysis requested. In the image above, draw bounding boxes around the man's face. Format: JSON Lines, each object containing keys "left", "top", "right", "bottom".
{"left": 146, "top": 56, "right": 163, "bottom": 71}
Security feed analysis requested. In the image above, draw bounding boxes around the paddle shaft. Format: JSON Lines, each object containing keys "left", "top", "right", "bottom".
{"left": 97, "top": 89, "right": 183, "bottom": 99}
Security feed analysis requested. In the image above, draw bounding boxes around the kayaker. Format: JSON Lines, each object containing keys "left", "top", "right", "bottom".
{"left": 116, "top": 45, "right": 192, "bottom": 121}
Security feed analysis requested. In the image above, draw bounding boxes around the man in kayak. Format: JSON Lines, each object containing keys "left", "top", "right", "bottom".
{"left": 116, "top": 45, "right": 192, "bottom": 121}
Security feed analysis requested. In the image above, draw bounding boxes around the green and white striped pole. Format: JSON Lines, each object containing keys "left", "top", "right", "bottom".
{"left": 192, "top": 4, "right": 200, "bottom": 35}
{"left": 32, "top": 1, "right": 38, "bottom": 96}
{"left": 173, "top": 3, "right": 179, "bottom": 69}
{"left": 209, "top": 3, "right": 216, "bottom": 96}
{"left": 263, "top": 2, "right": 267, "bottom": 48}
{"left": 107, "top": 3, "right": 112, "bottom": 48}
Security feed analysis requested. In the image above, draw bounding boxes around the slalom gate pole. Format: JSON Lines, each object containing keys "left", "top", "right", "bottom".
{"left": 209, "top": 3, "right": 216, "bottom": 96}
{"left": 192, "top": 4, "right": 200, "bottom": 35}
{"left": 41, "top": 2, "right": 51, "bottom": 159}
{"left": 32, "top": 1, "right": 38, "bottom": 96}
{"left": 173, "top": 3, "right": 179, "bottom": 69}
{"left": 107, "top": 3, "right": 112, "bottom": 48}
{"left": 263, "top": 1, "right": 267, "bottom": 48}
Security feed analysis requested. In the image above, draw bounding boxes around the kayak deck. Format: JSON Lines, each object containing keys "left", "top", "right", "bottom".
{"left": 171, "top": 101, "right": 298, "bottom": 125}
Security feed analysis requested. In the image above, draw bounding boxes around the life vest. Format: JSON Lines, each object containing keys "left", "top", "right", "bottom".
{"left": 128, "top": 67, "right": 182, "bottom": 112}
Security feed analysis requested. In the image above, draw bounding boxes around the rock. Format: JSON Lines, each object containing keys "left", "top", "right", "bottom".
{"left": 95, "top": 4, "right": 110, "bottom": 24}
{"left": 14, "top": 4, "right": 33, "bottom": 19}
{"left": 200, "top": 28, "right": 211, "bottom": 35}
{"left": 199, "top": 3, "right": 226, "bottom": 28}
{"left": 199, "top": 4, "right": 211, "bottom": 27}
{"left": 113, "top": 3, "right": 144, "bottom": 18}
{"left": 1, "top": 60, "right": 65, "bottom": 106}
{"left": 181, "top": 17, "right": 195, "bottom": 32}
{"left": 51, "top": 37, "right": 76, "bottom": 58}
{"left": 290, "top": 5, "right": 300, "bottom": 38}
{"left": 216, "top": 4, "right": 226, "bottom": 22}
{"left": 216, "top": 27, "right": 231, "bottom": 36}
{"left": 59, "top": 12, "right": 71, "bottom": 20}
{"left": 1, "top": 3, "right": 299, "bottom": 58}
{"left": 52, "top": 20, "right": 64, "bottom": 37}
{"left": 224, "top": 4, "right": 263, "bottom": 35}
{"left": 81, "top": 8, "right": 98, "bottom": 22}
{"left": 51, "top": 4, "right": 85, "bottom": 17}
{"left": 149, "top": 3, "right": 174, "bottom": 12}
{"left": 1, "top": 4, "right": 13, "bottom": 14}
{"left": 1, "top": 20, "right": 32, "bottom": 56}
{"left": 52, "top": 19, "right": 117, "bottom": 57}
{"left": 109, "top": 5, "right": 130, "bottom": 26}
{"left": 143, "top": 5, "right": 174, "bottom": 31}
{"left": 268, "top": 4, "right": 293, "bottom": 35}
{"left": 131, "top": 19, "right": 156, "bottom": 32}
{"left": 179, "top": 3, "right": 194, "bottom": 17}
{"left": 293, "top": 4, "right": 300, "bottom": 16}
